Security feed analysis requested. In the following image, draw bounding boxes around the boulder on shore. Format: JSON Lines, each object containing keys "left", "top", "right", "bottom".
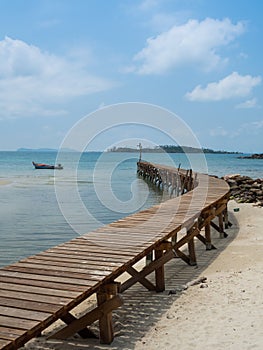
{"left": 223, "top": 174, "right": 263, "bottom": 207}
{"left": 238, "top": 153, "right": 263, "bottom": 159}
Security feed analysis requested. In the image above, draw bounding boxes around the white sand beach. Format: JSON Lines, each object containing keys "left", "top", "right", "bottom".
{"left": 24, "top": 200, "right": 263, "bottom": 350}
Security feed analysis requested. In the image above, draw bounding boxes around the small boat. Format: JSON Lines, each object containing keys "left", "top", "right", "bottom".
{"left": 32, "top": 161, "right": 63, "bottom": 170}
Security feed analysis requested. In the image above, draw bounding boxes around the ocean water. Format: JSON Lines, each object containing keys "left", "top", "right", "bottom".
{"left": 0, "top": 150, "right": 262, "bottom": 267}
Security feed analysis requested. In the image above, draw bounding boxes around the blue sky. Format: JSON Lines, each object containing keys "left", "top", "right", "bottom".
{"left": 0, "top": 0, "right": 262, "bottom": 152}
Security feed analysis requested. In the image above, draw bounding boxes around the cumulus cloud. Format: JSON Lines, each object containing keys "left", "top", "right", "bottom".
{"left": 185, "top": 72, "right": 261, "bottom": 101}
{"left": 209, "top": 126, "right": 229, "bottom": 137}
{"left": 139, "top": 0, "right": 160, "bottom": 11}
{"left": 210, "top": 120, "right": 263, "bottom": 139}
{"left": 235, "top": 98, "right": 258, "bottom": 109}
{"left": 0, "top": 37, "right": 113, "bottom": 118}
{"left": 132, "top": 18, "right": 245, "bottom": 74}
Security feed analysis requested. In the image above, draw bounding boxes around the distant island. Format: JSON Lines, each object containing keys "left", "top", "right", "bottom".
{"left": 108, "top": 145, "right": 241, "bottom": 154}
{"left": 17, "top": 148, "right": 77, "bottom": 152}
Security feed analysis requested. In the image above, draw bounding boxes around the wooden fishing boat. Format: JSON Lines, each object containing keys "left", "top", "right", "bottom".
{"left": 32, "top": 161, "right": 63, "bottom": 169}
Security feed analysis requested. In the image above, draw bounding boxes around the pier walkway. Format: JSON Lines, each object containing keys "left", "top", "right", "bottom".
{"left": 0, "top": 161, "right": 230, "bottom": 349}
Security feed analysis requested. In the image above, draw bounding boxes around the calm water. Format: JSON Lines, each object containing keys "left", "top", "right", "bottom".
{"left": 0, "top": 151, "right": 262, "bottom": 267}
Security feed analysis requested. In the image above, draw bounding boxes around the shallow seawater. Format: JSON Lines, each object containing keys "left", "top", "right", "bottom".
{"left": 0, "top": 151, "right": 262, "bottom": 266}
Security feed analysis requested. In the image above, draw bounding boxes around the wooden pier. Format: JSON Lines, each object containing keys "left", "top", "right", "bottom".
{"left": 0, "top": 161, "right": 230, "bottom": 349}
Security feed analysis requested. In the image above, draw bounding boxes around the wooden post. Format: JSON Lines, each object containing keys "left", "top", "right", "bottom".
{"left": 187, "top": 226, "right": 197, "bottom": 266}
{"left": 96, "top": 283, "right": 118, "bottom": 344}
{"left": 218, "top": 212, "right": 224, "bottom": 238}
{"left": 224, "top": 207, "right": 229, "bottom": 229}
{"left": 155, "top": 249, "right": 165, "bottom": 292}
{"left": 171, "top": 233, "right": 177, "bottom": 246}
{"left": 205, "top": 221, "right": 212, "bottom": 250}
{"left": 146, "top": 251, "right": 153, "bottom": 265}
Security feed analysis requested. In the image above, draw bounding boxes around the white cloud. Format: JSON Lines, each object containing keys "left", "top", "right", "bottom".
{"left": 209, "top": 126, "right": 229, "bottom": 137}
{"left": 235, "top": 98, "right": 258, "bottom": 109}
{"left": 186, "top": 72, "right": 261, "bottom": 101}
{"left": 132, "top": 18, "right": 245, "bottom": 74}
{"left": 139, "top": 0, "right": 160, "bottom": 11}
{"left": 210, "top": 120, "right": 263, "bottom": 139}
{"left": 0, "top": 37, "right": 113, "bottom": 118}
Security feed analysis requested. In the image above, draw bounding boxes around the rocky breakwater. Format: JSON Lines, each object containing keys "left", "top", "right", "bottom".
{"left": 238, "top": 153, "right": 263, "bottom": 159}
{"left": 224, "top": 174, "right": 263, "bottom": 207}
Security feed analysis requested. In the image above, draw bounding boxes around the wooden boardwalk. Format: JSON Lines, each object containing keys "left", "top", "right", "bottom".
{"left": 0, "top": 161, "right": 230, "bottom": 349}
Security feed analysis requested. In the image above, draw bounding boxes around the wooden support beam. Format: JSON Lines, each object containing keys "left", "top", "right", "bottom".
{"left": 156, "top": 241, "right": 173, "bottom": 251}
{"left": 188, "top": 236, "right": 197, "bottom": 266}
{"left": 50, "top": 295, "right": 123, "bottom": 342}
{"left": 171, "top": 233, "right": 177, "bottom": 246}
{"left": 97, "top": 289, "right": 113, "bottom": 344}
{"left": 60, "top": 312, "right": 97, "bottom": 339}
{"left": 196, "top": 233, "right": 216, "bottom": 250}
{"left": 173, "top": 248, "right": 190, "bottom": 265}
{"left": 218, "top": 213, "right": 225, "bottom": 238}
{"left": 146, "top": 251, "right": 154, "bottom": 265}
{"left": 223, "top": 207, "right": 230, "bottom": 229}
{"left": 214, "top": 203, "right": 227, "bottom": 217}
{"left": 126, "top": 266, "right": 156, "bottom": 291}
{"left": 205, "top": 222, "right": 212, "bottom": 250}
{"left": 210, "top": 221, "right": 228, "bottom": 238}
{"left": 155, "top": 249, "right": 165, "bottom": 292}
{"left": 120, "top": 250, "right": 174, "bottom": 293}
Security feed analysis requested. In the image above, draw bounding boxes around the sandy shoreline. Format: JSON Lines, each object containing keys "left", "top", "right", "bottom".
{"left": 24, "top": 200, "right": 263, "bottom": 350}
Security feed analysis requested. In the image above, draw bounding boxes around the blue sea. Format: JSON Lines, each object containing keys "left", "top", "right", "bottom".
{"left": 0, "top": 150, "right": 263, "bottom": 267}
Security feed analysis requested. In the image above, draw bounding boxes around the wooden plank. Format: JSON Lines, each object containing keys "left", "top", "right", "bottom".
{"left": 3, "top": 265, "right": 109, "bottom": 281}
{"left": 0, "top": 289, "right": 71, "bottom": 305}
{"left": 0, "top": 306, "right": 51, "bottom": 322}
{"left": 0, "top": 315, "right": 39, "bottom": 330}
{"left": 0, "top": 330, "right": 22, "bottom": 342}
{"left": 37, "top": 251, "right": 126, "bottom": 265}
{"left": 0, "top": 297, "right": 62, "bottom": 314}
{"left": 0, "top": 327, "right": 25, "bottom": 338}
{"left": 0, "top": 339, "right": 11, "bottom": 349}
{"left": 0, "top": 269, "right": 101, "bottom": 286}
{"left": 46, "top": 247, "right": 134, "bottom": 259}
{"left": 0, "top": 282, "right": 80, "bottom": 298}
{"left": 0, "top": 275, "right": 88, "bottom": 292}
{"left": 7, "top": 262, "right": 114, "bottom": 277}
{"left": 23, "top": 257, "right": 118, "bottom": 271}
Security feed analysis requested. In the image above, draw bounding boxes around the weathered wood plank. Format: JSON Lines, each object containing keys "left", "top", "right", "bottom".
{"left": 0, "top": 275, "right": 88, "bottom": 292}
{"left": 0, "top": 315, "right": 39, "bottom": 330}
{"left": 6, "top": 262, "right": 113, "bottom": 277}
{"left": 0, "top": 339, "right": 11, "bottom": 349}
{"left": 23, "top": 257, "right": 118, "bottom": 271}
{"left": 3, "top": 265, "right": 108, "bottom": 281}
{"left": 0, "top": 297, "right": 61, "bottom": 314}
{"left": 0, "top": 327, "right": 24, "bottom": 338}
{"left": 0, "top": 289, "right": 71, "bottom": 305}
{"left": 0, "top": 306, "right": 51, "bottom": 322}
{"left": 0, "top": 282, "right": 80, "bottom": 298}
{"left": 0, "top": 269, "right": 101, "bottom": 286}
